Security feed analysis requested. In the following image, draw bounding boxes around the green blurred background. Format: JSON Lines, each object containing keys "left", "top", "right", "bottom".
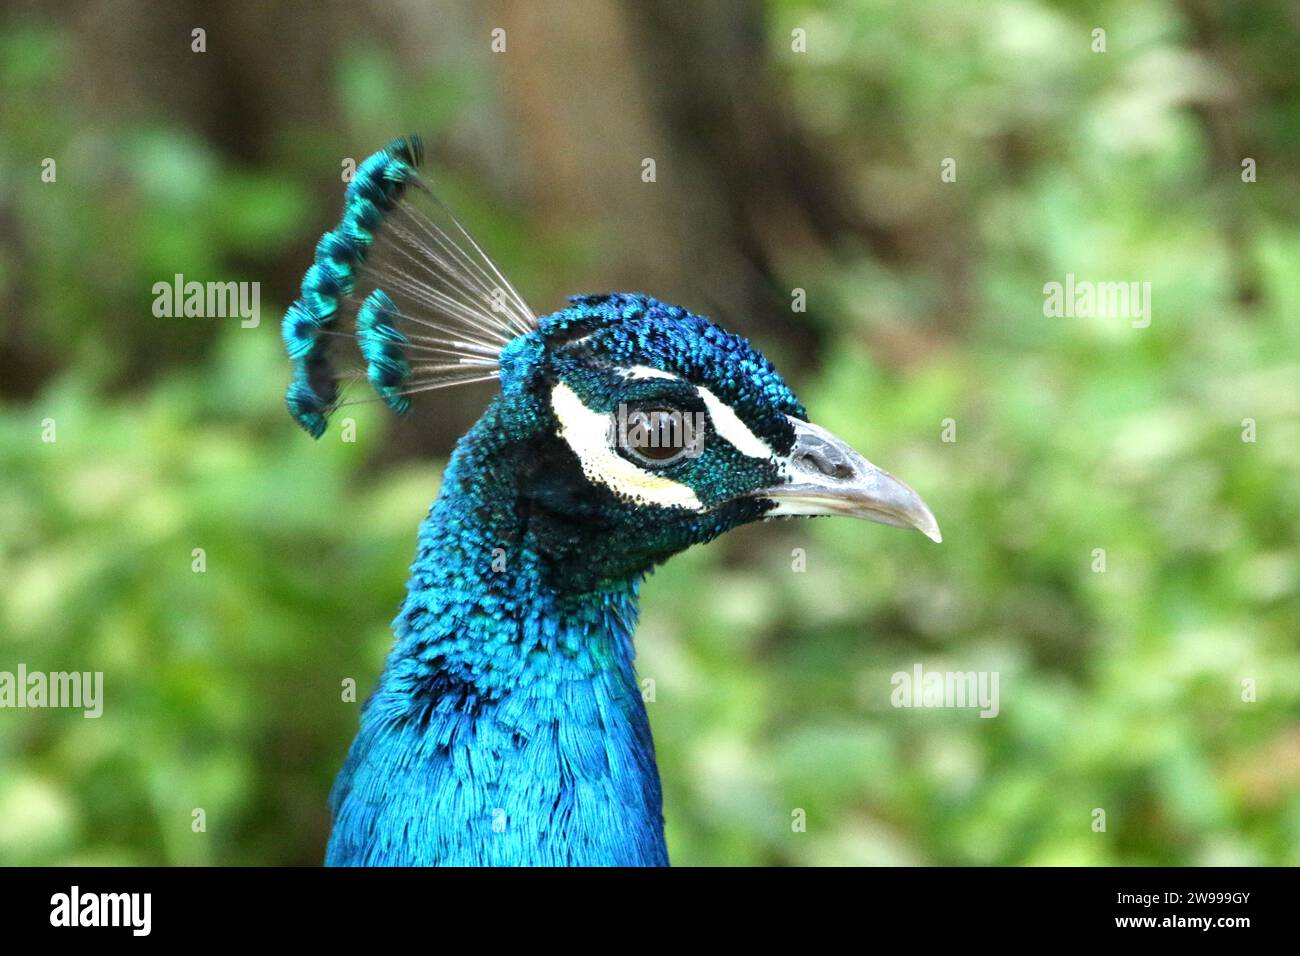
{"left": 1, "top": 0, "right": 1297, "bottom": 866}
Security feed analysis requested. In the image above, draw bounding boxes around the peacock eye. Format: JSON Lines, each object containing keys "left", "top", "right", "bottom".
{"left": 615, "top": 404, "right": 704, "bottom": 466}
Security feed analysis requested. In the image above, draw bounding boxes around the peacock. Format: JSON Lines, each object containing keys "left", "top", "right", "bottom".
{"left": 282, "top": 136, "right": 941, "bottom": 866}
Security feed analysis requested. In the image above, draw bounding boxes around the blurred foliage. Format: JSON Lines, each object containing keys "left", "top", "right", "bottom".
{"left": 1, "top": 1, "right": 1297, "bottom": 865}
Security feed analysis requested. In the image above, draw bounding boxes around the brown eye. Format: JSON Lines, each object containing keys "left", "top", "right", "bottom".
{"left": 639, "top": 410, "right": 684, "bottom": 460}
{"left": 616, "top": 405, "right": 703, "bottom": 465}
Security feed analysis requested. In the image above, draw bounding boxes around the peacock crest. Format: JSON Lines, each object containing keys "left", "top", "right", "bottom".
{"left": 281, "top": 134, "right": 535, "bottom": 436}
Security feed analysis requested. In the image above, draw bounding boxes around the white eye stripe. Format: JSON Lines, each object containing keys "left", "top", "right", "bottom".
{"left": 620, "top": 365, "right": 679, "bottom": 382}
{"left": 550, "top": 381, "right": 705, "bottom": 511}
{"left": 617, "top": 366, "right": 775, "bottom": 460}
{"left": 693, "top": 385, "right": 774, "bottom": 459}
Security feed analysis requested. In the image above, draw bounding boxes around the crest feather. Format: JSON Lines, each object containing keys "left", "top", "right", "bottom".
{"left": 282, "top": 135, "right": 534, "bottom": 437}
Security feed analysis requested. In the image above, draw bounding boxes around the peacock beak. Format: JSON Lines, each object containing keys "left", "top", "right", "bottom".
{"left": 754, "top": 417, "right": 942, "bottom": 543}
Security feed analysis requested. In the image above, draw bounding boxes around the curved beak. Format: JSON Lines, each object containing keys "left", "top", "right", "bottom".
{"left": 754, "top": 417, "right": 942, "bottom": 543}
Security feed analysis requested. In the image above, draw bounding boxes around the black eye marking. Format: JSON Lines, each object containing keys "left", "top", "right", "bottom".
{"left": 610, "top": 403, "right": 707, "bottom": 467}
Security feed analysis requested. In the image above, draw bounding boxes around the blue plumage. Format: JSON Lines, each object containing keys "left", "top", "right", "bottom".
{"left": 285, "top": 138, "right": 942, "bottom": 866}
{"left": 327, "top": 410, "right": 664, "bottom": 864}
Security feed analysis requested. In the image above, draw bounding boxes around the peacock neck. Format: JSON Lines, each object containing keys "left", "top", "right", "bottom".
{"left": 328, "top": 413, "right": 668, "bottom": 866}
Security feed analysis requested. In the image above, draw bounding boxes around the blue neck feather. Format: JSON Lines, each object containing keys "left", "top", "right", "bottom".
{"left": 326, "top": 400, "right": 667, "bottom": 866}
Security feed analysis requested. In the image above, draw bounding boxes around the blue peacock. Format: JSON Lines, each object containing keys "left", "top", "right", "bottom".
{"left": 282, "top": 136, "right": 941, "bottom": 866}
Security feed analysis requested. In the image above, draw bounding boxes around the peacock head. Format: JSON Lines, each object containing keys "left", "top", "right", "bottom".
{"left": 484, "top": 292, "right": 940, "bottom": 583}
{"left": 282, "top": 137, "right": 940, "bottom": 588}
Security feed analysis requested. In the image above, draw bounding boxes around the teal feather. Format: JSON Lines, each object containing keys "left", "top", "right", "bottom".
{"left": 281, "top": 135, "right": 440, "bottom": 436}
{"left": 284, "top": 355, "right": 335, "bottom": 440}
{"left": 356, "top": 289, "right": 412, "bottom": 414}
{"left": 281, "top": 302, "right": 322, "bottom": 361}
